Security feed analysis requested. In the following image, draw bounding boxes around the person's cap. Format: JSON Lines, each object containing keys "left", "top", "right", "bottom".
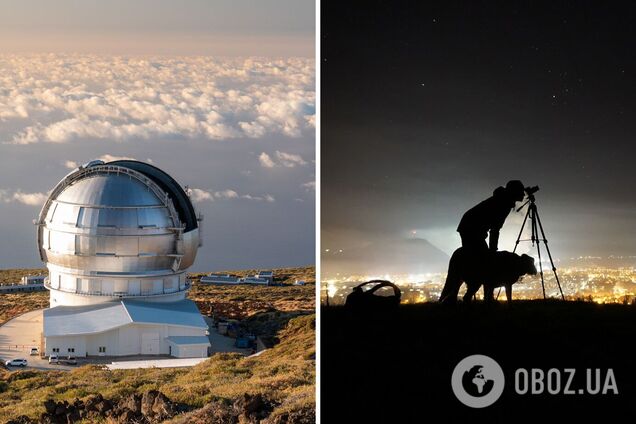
{"left": 506, "top": 180, "right": 525, "bottom": 197}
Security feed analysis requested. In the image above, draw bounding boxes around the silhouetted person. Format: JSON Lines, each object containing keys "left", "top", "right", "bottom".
{"left": 457, "top": 180, "right": 525, "bottom": 253}
{"left": 439, "top": 180, "right": 525, "bottom": 303}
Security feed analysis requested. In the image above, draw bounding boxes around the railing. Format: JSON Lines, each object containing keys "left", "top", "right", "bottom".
{"left": 44, "top": 281, "right": 191, "bottom": 297}
{"left": 0, "top": 344, "right": 38, "bottom": 351}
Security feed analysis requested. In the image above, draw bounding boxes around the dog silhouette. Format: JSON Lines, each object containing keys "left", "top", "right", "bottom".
{"left": 439, "top": 248, "right": 537, "bottom": 303}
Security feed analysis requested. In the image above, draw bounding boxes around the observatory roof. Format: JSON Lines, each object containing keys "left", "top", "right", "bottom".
{"left": 44, "top": 299, "right": 207, "bottom": 337}
{"left": 43, "top": 302, "right": 130, "bottom": 336}
{"left": 56, "top": 174, "right": 163, "bottom": 207}
{"left": 123, "top": 299, "right": 207, "bottom": 328}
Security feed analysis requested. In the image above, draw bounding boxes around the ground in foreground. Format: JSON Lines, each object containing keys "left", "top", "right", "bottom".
{"left": 322, "top": 300, "right": 636, "bottom": 423}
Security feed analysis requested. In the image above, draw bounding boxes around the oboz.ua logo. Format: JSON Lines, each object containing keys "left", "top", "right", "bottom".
{"left": 451, "top": 354, "right": 620, "bottom": 408}
{"left": 451, "top": 354, "right": 505, "bottom": 408}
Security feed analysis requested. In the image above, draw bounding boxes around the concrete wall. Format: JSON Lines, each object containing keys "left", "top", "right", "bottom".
{"left": 170, "top": 344, "right": 209, "bottom": 358}
{"left": 87, "top": 329, "right": 121, "bottom": 356}
{"left": 44, "top": 335, "right": 87, "bottom": 357}
{"left": 45, "top": 323, "right": 207, "bottom": 357}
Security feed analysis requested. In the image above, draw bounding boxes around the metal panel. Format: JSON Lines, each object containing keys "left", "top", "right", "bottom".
{"left": 52, "top": 203, "right": 80, "bottom": 226}
{"left": 80, "top": 278, "right": 90, "bottom": 293}
{"left": 179, "top": 229, "right": 199, "bottom": 270}
{"left": 141, "top": 332, "right": 160, "bottom": 354}
{"left": 88, "top": 279, "right": 101, "bottom": 293}
{"left": 141, "top": 280, "right": 154, "bottom": 295}
{"left": 128, "top": 280, "right": 141, "bottom": 295}
{"left": 102, "top": 280, "right": 114, "bottom": 295}
{"left": 139, "top": 235, "right": 174, "bottom": 255}
{"left": 115, "top": 237, "right": 139, "bottom": 256}
{"left": 163, "top": 278, "right": 176, "bottom": 293}
{"left": 138, "top": 208, "right": 170, "bottom": 228}
{"left": 61, "top": 274, "right": 75, "bottom": 291}
{"left": 77, "top": 207, "right": 99, "bottom": 228}
{"left": 42, "top": 228, "right": 50, "bottom": 250}
{"left": 96, "top": 237, "right": 117, "bottom": 255}
{"left": 57, "top": 174, "right": 163, "bottom": 207}
{"left": 113, "top": 279, "right": 128, "bottom": 293}
{"left": 76, "top": 235, "right": 95, "bottom": 256}
{"left": 97, "top": 209, "right": 139, "bottom": 228}
{"left": 50, "top": 231, "right": 75, "bottom": 253}
{"left": 45, "top": 203, "right": 58, "bottom": 222}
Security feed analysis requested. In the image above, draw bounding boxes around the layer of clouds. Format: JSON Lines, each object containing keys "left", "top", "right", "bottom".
{"left": 187, "top": 188, "right": 275, "bottom": 203}
{"left": 0, "top": 189, "right": 48, "bottom": 206}
{"left": 0, "top": 54, "right": 315, "bottom": 144}
{"left": 1, "top": 184, "right": 278, "bottom": 207}
{"left": 301, "top": 181, "right": 316, "bottom": 191}
{"left": 259, "top": 150, "right": 307, "bottom": 168}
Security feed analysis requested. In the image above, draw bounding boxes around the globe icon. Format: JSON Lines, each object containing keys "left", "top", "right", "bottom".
{"left": 461, "top": 365, "right": 495, "bottom": 397}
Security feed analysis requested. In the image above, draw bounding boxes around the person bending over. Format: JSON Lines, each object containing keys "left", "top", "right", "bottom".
{"left": 457, "top": 180, "right": 525, "bottom": 254}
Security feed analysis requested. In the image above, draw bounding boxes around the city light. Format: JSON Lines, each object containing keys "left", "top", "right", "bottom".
{"left": 322, "top": 265, "right": 636, "bottom": 305}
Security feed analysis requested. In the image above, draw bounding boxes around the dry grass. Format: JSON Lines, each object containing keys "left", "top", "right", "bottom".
{"left": 0, "top": 315, "right": 315, "bottom": 423}
{"left": 188, "top": 266, "right": 315, "bottom": 286}
{"left": 187, "top": 266, "right": 315, "bottom": 320}
{"left": 0, "top": 269, "right": 49, "bottom": 325}
{"left": 0, "top": 269, "right": 47, "bottom": 285}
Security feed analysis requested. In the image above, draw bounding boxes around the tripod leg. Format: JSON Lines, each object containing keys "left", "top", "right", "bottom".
{"left": 534, "top": 207, "right": 566, "bottom": 300}
{"left": 513, "top": 205, "right": 532, "bottom": 254}
{"left": 531, "top": 205, "right": 546, "bottom": 299}
{"left": 500, "top": 204, "right": 533, "bottom": 301}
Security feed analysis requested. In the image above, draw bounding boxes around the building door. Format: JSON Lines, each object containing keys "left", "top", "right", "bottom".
{"left": 141, "top": 333, "right": 160, "bottom": 354}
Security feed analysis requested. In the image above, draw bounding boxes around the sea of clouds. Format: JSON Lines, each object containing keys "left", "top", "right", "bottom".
{"left": 0, "top": 54, "right": 315, "bottom": 145}
{"left": 0, "top": 54, "right": 315, "bottom": 206}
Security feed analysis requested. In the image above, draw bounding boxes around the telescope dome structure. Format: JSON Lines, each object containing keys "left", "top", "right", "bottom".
{"left": 37, "top": 160, "right": 202, "bottom": 307}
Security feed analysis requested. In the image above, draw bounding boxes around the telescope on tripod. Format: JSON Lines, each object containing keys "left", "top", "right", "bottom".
{"left": 510, "top": 186, "right": 565, "bottom": 300}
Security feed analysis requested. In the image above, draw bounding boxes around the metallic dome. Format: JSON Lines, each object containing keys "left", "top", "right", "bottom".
{"left": 37, "top": 160, "right": 202, "bottom": 307}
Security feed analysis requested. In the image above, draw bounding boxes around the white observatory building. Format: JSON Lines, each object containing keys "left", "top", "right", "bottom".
{"left": 37, "top": 160, "right": 210, "bottom": 358}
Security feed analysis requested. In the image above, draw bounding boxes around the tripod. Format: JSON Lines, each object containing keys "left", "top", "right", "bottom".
{"left": 510, "top": 193, "right": 565, "bottom": 300}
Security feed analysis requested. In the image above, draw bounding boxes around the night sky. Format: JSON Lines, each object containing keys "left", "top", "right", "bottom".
{"left": 322, "top": 1, "right": 636, "bottom": 275}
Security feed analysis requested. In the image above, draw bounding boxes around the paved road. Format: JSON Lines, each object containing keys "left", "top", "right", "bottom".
{"left": 204, "top": 316, "right": 252, "bottom": 355}
{"left": 0, "top": 309, "right": 74, "bottom": 370}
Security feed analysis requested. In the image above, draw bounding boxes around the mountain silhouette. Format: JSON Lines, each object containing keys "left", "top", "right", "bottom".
{"left": 323, "top": 237, "right": 449, "bottom": 276}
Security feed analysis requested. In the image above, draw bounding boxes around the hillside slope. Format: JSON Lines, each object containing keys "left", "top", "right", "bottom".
{"left": 0, "top": 315, "right": 315, "bottom": 423}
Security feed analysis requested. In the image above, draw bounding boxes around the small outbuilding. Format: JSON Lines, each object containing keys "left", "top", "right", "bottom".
{"left": 166, "top": 336, "right": 211, "bottom": 358}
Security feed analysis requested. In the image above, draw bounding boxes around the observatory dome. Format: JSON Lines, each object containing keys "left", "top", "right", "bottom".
{"left": 37, "top": 160, "right": 202, "bottom": 307}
